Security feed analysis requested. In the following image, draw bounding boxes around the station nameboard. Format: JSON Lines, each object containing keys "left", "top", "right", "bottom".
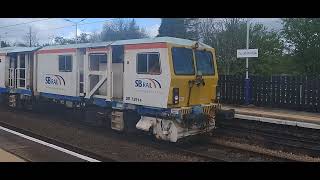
{"left": 237, "top": 49, "right": 258, "bottom": 58}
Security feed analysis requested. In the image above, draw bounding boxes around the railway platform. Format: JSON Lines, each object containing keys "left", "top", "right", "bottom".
{"left": 222, "top": 104, "right": 320, "bottom": 129}
{"left": 0, "top": 148, "right": 25, "bottom": 162}
{"left": 0, "top": 126, "right": 87, "bottom": 162}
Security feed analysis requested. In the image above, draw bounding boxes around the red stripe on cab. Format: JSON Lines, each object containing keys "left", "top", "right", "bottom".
{"left": 125, "top": 43, "right": 167, "bottom": 50}
{"left": 87, "top": 47, "right": 110, "bottom": 52}
{"left": 37, "top": 48, "right": 76, "bottom": 54}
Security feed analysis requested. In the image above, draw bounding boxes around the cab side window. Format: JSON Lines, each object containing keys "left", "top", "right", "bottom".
{"left": 136, "top": 52, "right": 161, "bottom": 75}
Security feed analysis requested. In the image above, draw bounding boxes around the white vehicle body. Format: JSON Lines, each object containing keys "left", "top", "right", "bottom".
{"left": 0, "top": 37, "right": 222, "bottom": 142}
{"left": 35, "top": 39, "right": 175, "bottom": 108}
{"left": 37, "top": 46, "right": 82, "bottom": 97}
{"left": 122, "top": 42, "right": 170, "bottom": 108}
{"left": 0, "top": 52, "right": 6, "bottom": 89}
{"left": 0, "top": 47, "right": 39, "bottom": 95}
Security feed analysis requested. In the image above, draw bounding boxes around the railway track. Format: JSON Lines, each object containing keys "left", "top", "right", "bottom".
{"left": 127, "top": 130, "right": 294, "bottom": 162}
{"left": 0, "top": 116, "right": 282, "bottom": 162}
{"left": 218, "top": 125, "right": 320, "bottom": 154}
{"left": 1, "top": 106, "right": 233, "bottom": 162}
{"left": 215, "top": 118, "right": 320, "bottom": 160}
{"left": 177, "top": 136, "right": 296, "bottom": 162}
{"left": 0, "top": 106, "right": 279, "bottom": 162}
{"left": 0, "top": 121, "right": 116, "bottom": 162}
{"left": 166, "top": 145, "right": 228, "bottom": 162}
{"left": 176, "top": 143, "right": 289, "bottom": 162}
{"left": 0, "top": 106, "right": 311, "bottom": 162}
{"left": 0, "top": 118, "right": 227, "bottom": 162}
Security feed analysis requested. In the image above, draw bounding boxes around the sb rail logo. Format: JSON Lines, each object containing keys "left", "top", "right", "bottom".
{"left": 45, "top": 74, "right": 66, "bottom": 86}
{"left": 135, "top": 78, "right": 161, "bottom": 89}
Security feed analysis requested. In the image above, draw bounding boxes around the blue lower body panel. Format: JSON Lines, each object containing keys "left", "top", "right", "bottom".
{"left": 92, "top": 97, "right": 112, "bottom": 107}
{"left": 40, "top": 92, "right": 81, "bottom": 102}
{"left": 37, "top": 93, "right": 173, "bottom": 118}
{"left": 9, "top": 88, "right": 32, "bottom": 96}
{"left": 136, "top": 106, "right": 171, "bottom": 117}
{"left": 0, "top": 87, "right": 8, "bottom": 94}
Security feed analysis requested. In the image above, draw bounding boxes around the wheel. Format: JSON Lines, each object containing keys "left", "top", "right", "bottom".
{"left": 123, "top": 110, "right": 141, "bottom": 134}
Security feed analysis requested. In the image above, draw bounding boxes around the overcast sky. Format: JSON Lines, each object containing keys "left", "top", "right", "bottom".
{"left": 0, "top": 18, "right": 282, "bottom": 45}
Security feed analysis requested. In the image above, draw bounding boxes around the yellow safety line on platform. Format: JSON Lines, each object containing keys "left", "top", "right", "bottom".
{"left": 0, "top": 148, "right": 25, "bottom": 162}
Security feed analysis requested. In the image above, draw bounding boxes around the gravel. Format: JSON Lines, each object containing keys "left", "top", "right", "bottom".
{"left": 0, "top": 106, "right": 303, "bottom": 162}
{"left": 0, "top": 107, "right": 211, "bottom": 162}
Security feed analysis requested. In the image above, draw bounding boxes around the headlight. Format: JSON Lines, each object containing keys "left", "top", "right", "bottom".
{"left": 173, "top": 88, "right": 179, "bottom": 104}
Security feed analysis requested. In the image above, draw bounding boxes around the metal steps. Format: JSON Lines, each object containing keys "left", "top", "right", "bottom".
{"left": 8, "top": 95, "right": 17, "bottom": 108}
{"left": 111, "top": 111, "right": 124, "bottom": 131}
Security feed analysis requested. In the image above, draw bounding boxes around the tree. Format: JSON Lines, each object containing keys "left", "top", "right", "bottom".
{"left": 89, "top": 32, "right": 101, "bottom": 42}
{"left": 197, "top": 18, "right": 223, "bottom": 46}
{"left": 184, "top": 18, "right": 200, "bottom": 41}
{"left": 78, "top": 33, "right": 90, "bottom": 43}
{"left": 197, "top": 18, "right": 247, "bottom": 75}
{"left": 158, "top": 18, "right": 188, "bottom": 39}
{"left": 158, "top": 18, "right": 200, "bottom": 40}
{"left": 54, "top": 36, "right": 74, "bottom": 45}
{"left": 100, "top": 18, "right": 148, "bottom": 41}
{"left": 248, "top": 24, "right": 285, "bottom": 76}
{"left": 14, "top": 42, "right": 28, "bottom": 47}
{"left": 53, "top": 32, "right": 103, "bottom": 45}
{"left": 281, "top": 18, "right": 320, "bottom": 76}
{"left": 197, "top": 18, "right": 285, "bottom": 75}
{"left": 53, "top": 33, "right": 92, "bottom": 45}
{"left": 23, "top": 27, "right": 39, "bottom": 47}
{"left": 0, "top": 41, "right": 10, "bottom": 47}
{"left": 41, "top": 43, "right": 50, "bottom": 47}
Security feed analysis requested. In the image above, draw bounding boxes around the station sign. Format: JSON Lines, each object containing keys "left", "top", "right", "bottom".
{"left": 237, "top": 49, "right": 258, "bottom": 58}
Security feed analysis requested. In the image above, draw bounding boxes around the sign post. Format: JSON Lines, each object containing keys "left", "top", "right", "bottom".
{"left": 236, "top": 21, "right": 258, "bottom": 105}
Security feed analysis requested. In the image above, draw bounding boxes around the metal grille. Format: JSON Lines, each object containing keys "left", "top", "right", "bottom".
{"left": 202, "top": 104, "right": 220, "bottom": 116}
{"left": 203, "top": 105, "right": 212, "bottom": 115}
{"left": 178, "top": 104, "right": 220, "bottom": 117}
{"left": 179, "top": 107, "right": 192, "bottom": 116}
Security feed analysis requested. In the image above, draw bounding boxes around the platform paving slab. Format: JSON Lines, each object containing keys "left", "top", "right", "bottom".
{"left": 0, "top": 128, "right": 86, "bottom": 162}
{"left": 222, "top": 104, "right": 320, "bottom": 125}
{"left": 0, "top": 148, "right": 25, "bottom": 162}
